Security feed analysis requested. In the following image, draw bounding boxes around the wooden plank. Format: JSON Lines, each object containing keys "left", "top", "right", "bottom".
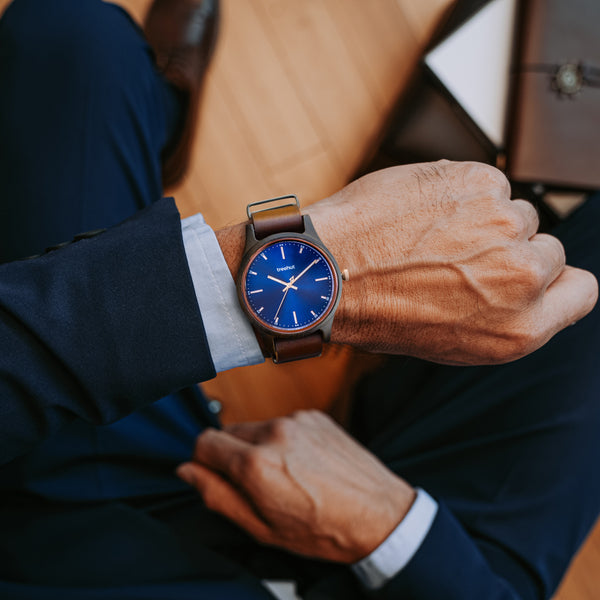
{"left": 254, "top": 0, "right": 382, "bottom": 174}
{"left": 399, "top": 0, "right": 455, "bottom": 46}
{"left": 324, "top": 0, "right": 417, "bottom": 114}
{"left": 213, "top": 1, "right": 324, "bottom": 172}
{"left": 555, "top": 518, "right": 600, "bottom": 599}
{"left": 174, "top": 76, "right": 274, "bottom": 221}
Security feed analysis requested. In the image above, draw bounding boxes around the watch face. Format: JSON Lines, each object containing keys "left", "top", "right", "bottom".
{"left": 241, "top": 239, "right": 338, "bottom": 333}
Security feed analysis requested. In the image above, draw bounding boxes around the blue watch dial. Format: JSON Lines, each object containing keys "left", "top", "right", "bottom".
{"left": 243, "top": 239, "right": 337, "bottom": 332}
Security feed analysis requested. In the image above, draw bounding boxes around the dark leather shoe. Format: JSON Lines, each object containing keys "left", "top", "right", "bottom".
{"left": 144, "top": 0, "right": 220, "bottom": 189}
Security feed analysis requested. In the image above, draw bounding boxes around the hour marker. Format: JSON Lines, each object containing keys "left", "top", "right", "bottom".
{"left": 249, "top": 289, "right": 263, "bottom": 294}
{"left": 299, "top": 247, "right": 304, "bottom": 254}
{"left": 315, "top": 277, "right": 328, "bottom": 282}
{"left": 274, "top": 317, "right": 279, "bottom": 325}
{"left": 280, "top": 246, "right": 286, "bottom": 260}
{"left": 310, "top": 310, "right": 317, "bottom": 317}
{"left": 293, "top": 311, "right": 298, "bottom": 325}
{"left": 249, "top": 270, "right": 258, "bottom": 276}
{"left": 257, "top": 307, "right": 264, "bottom": 313}
{"left": 321, "top": 296, "right": 329, "bottom": 301}
{"left": 261, "top": 253, "right": 268, "bottom": 261}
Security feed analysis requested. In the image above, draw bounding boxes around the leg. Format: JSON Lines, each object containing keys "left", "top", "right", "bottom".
{"left": 0, "top": 0, "right": 181, "bottom": 261}
{"left": 352, "top": 196, "right": 600, "bottom": 598}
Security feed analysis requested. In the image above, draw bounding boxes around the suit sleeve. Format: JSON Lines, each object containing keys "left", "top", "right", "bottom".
{"left": 369, "top": 502, "right": 535, "bottom": 599}
{"left": 0, "top": 198, "right": 216, "bottom": 465}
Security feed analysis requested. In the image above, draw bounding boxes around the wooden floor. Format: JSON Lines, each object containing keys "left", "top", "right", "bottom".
{"left": 0, "top": 0, "right": 598, "bottom": 596}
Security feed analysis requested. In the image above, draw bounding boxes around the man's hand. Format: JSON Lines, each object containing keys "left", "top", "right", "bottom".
{"left": 176, "top": 410, "right": 415, "bottom": 563}
{"left": 306, "top": 161, "right": 598, "bottom": 364}
{"left": 216, "top": 160, "right": 598, "bottom": 364}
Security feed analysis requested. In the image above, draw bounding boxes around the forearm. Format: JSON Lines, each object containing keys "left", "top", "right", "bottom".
{"left": 215, "top": 221, "right": 245, "bottom": 279}
{"left": 0, "top": 199, "right": 215, "bottom": 464}
{"left": 216, "top": 161, "right": 597, "bottom": 364}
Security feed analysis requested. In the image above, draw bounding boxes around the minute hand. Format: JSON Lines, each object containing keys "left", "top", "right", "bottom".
{"left": 286, "top": 259, "right": 319, "bottom": 289}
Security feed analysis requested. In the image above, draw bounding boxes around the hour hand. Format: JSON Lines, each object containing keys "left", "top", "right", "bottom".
{"left": 268, "top": 275, "right": 298, "bottom": 290}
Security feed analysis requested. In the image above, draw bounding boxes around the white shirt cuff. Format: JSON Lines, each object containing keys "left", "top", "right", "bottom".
{"left": 181, "top": 213, "right": 264, "bottom": 372}
{"left": 351, "top": 488, "right": 438, "bottom": 590}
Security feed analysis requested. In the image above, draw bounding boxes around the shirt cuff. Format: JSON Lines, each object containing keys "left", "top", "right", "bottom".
{"left": 181, "top": 213, "right": 264, "bottom": 372}
{"left": 351, "top": 488, "right": 439, "bottom": 590}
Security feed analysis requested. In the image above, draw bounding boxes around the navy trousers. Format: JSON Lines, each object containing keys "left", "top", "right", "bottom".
{"left": 1, "top": 0, "right": 599, "bottom": 598}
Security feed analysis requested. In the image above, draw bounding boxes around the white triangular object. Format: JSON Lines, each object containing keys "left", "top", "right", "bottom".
{"left": 425, "top": 0, "right": 518, "bottom": 147}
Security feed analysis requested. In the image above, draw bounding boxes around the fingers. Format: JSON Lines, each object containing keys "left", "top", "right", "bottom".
{"left": 540, "top": 265, "right": 598, "bottom": 334}
{"left": 224, "top": 421, "right": 272, "bottom": 444}
{"left": 176, "top": 461, "right": 272, "bottom": 542}
{"left": 529, "top": 233, "right": 567, "bottom": 286}
{"left": 511, "top": 199, "right": 540, "bottom": 239}
{"left": 192, "top": 428, "right": 255, "bottom": 478}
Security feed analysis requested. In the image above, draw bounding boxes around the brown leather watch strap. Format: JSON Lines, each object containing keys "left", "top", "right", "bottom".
{"left": 251, "top": 204, "right": 304, "bottom": 239}
{"left": 272, "top": 332, "right": 324, "bottom": 364}
{"left": 246, "top": 195, "right": 327, "bottom": 363}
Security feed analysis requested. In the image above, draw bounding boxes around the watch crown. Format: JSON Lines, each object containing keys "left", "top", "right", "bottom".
{"left": 341, "top": 269, "right": 349, "bottom": 281}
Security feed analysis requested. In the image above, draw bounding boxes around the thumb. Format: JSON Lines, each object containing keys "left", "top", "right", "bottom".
{"left": 541, "top": 266, "right": 598, "bottom": 334}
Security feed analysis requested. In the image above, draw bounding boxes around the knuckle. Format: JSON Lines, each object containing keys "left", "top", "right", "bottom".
{"left": 461, "top": 162, "right": 511, "bottom": 198}
{"left": 553, "top": 238, "right": 567, "bottom": 265}
{"left": 482, "top": 164, "right": 511, "bottom": 190}
{"left": 268, "top": 416, "right": 296, "bottom": 441}
{"left": 293, "top": 409, "right": 334, "bottom": 431}
{"left": 193, "top": 428, "right": 216, "bottom": 459}
{"left": 499, "top": 206, "right": 531, "bottom": 240}
{"left": 539, "top": 233, "right": 566, "bottom": 266}
{"left": 517, "top": 260, "right": 547, "bottom": 298}
{"left": 293, "top": 409, "right": 325, "bottom": 423}
{"left": 484, "top": 251, "right": 547, "bottom": 311}
{"left": 232, "top": 447, "right": 264, "bottom": 478}
{"left": 502, "top": 273, "right": 542, "bottom": 307}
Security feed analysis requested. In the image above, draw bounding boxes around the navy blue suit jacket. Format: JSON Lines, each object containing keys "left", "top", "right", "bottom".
{"left": 0, "top": 198, "right": 216, "bottom": 466}
{"left": 0, "top": 198, "right": 548, "bottom": 599}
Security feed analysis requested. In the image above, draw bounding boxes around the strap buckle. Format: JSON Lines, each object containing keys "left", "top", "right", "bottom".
{"left": 246, "top": 194, "right": 300, "bottom": 220}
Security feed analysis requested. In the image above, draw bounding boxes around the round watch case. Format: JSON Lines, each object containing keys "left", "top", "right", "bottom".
{"left": 237, "top": 226, "right": 342, "bottom": 340}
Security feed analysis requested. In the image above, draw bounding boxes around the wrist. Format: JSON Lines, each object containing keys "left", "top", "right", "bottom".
{"left": 305, "top": 202, "right": 376, "bottom": 348}
{"left": 215, "top": 222, "right": 245, "bottom": 279}
{"left": 354, "top": 478, "right": 417, "bottom": 560}
{"left": 215, "top": 222, "right": 270, "bottom": 357}
{"left": 216, "top": 199, "right": 345, "bottom": 362}
{"left": 352, "top": 488, "right": 439, "bottom": 589}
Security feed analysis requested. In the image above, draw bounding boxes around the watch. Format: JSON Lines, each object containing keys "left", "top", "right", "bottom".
{"left": 237, "top": 195, "right": 344, "bottom": 363}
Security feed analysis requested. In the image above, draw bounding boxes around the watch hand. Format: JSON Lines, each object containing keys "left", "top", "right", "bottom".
{"left": 288, "top": 259, "right": 319, "bottom": 287}
{"left": 268, "top": 275, "right": 298, "bottom": 290}
{"left": 274, "top": 286, "right": 291, "bottom": 324}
